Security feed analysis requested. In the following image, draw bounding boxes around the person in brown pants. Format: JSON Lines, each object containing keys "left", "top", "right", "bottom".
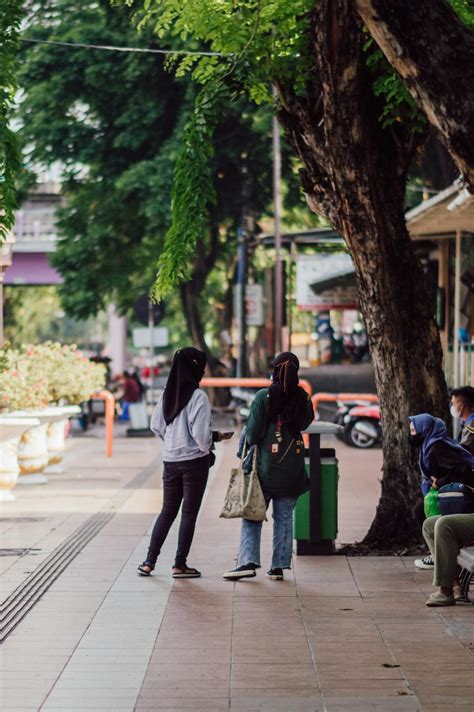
{"left": 422, "top": 514, "right": 474, "bottom": 606}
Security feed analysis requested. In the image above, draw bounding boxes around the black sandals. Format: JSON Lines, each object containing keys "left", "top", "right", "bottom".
{"left": 172, "top": 566, "right": 202, "bottom": 578}
{"left": 137, "top": 562, "right": 155, "bottom": 576}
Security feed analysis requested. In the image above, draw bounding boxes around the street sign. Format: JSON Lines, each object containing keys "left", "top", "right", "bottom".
{"left": 233, "top": 284, "right": 264, "bottom": 327}
{"left": 245, "top": 284, "right": 264, "bottom": 326}
{"left": 132, "top": 327, "right": 169, "bottom": 348}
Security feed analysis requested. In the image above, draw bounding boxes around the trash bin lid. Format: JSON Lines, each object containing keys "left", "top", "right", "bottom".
{"left": 304, "top": 421, "right": 344, "bottom": 435}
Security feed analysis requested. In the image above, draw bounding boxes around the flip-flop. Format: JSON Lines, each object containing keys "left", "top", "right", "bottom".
{"left": 172, "top": 567, "right": 201, "bottom": 579}
{"left": 137, "top": 562, "right": 155, "bottom": 576}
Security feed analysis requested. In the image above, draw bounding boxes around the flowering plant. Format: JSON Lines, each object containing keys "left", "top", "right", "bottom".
{"left": 18, "top": 342, "right": 106, "bottom": 405}
{"left": 0, "top": 347, "right": 49, "bottom": 412}
{"left": 0, "top": 342, "right": 106, "bottom": 411}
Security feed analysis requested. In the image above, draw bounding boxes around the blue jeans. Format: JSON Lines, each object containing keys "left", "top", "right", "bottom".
{"left": 238, "top": 496, "right": 297, "bottom": 570}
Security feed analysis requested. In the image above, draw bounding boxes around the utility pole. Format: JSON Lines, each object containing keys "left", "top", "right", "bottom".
{"left": 273, "top": 85, "right": 283, "bottom": 355}
{"left": 236, "top": 154, "right": 250, "bottom": 378}
{"left": 148, "top": 298, "right": 155, "bottom": 403}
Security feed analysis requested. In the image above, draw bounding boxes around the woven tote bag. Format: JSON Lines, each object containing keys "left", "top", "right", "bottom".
{"left": 220, "top": 445, "right": 267, "bottom": 522}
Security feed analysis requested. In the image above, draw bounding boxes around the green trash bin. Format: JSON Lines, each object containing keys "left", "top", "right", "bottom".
{"left": 294, "top": 446, "right": 339, "bottom": 554}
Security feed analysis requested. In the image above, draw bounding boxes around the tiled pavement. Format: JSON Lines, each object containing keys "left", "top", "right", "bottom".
{"left": 0, "top": 429, "right": 473, "bottom": 711}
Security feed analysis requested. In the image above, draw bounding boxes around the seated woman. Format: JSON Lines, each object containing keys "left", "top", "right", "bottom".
{"left": 423, "top": 513, "right": 474, "bottom": 606}
{"left": 410, "top": 414, "right": 474, "bottom": 569}
{"left": 409, "top": 414, "right": 474, "bottom": 493}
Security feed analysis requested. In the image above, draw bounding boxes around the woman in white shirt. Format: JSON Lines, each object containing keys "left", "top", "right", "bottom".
{"left": 137, "top": 348, "right": 212, "bottom": 578}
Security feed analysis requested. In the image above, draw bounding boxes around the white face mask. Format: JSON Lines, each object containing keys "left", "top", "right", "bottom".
{"left": 450, "top": 404, "right": 461, "bottom": 419}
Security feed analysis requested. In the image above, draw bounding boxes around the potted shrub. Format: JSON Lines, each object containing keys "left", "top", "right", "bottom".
{"left": 6, "top": 343, "right": 106, "bottom": 482}
{"left": 0, "top": 348, "right": 47, "bottom": 497}
{"left": 18, "top": 343, "right": 106, "bottom": 471}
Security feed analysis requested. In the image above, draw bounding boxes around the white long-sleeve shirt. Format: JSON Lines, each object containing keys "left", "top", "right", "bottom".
{"left": 150, "top": 389, "right": 212, "bottom": 462}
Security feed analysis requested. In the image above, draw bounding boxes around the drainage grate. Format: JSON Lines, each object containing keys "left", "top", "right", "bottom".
{"left": 0, "top": 511, "right": 114, "bottom": 643}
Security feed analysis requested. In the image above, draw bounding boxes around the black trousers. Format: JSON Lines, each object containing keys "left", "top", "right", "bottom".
{"left": 146, "top": 454, "right": 209, "bottom": 569}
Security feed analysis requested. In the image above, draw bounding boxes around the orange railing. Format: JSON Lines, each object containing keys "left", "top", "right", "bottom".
{"left": 201, "top": 377, "right": 313, "bottom": 396}
{"left": 93, "top": 390, "right": 115, "bottom": 458}
{"left": 312, "top": 391, "right": 378, "bottom": 417}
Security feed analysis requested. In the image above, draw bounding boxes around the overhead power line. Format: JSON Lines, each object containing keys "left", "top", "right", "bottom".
{"left": 19, "top": 38, "right": 225, "bottom": 57}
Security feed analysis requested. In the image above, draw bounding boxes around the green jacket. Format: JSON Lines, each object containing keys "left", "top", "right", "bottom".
{"left": 245, "top": 387, "right": 314, "bottom": 498}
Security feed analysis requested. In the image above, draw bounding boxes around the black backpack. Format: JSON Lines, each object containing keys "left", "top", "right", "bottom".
{"left": 438, "top": 483, "right": 474, "bottom": 515}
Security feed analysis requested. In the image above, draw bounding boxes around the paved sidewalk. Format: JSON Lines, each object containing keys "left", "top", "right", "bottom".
{"left": 0, "top": 430, "right": 473, "bottom": 711}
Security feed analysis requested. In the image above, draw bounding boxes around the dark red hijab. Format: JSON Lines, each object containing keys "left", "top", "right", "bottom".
{"left": 162, "top": 348, "right": 207, "bottom": 425}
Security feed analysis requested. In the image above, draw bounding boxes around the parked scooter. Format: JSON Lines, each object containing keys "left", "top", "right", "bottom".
{"left": 343, "top": 403, "right": 381, "bottom": 448}
{"left": 333, "top": 400, "right": 369, "bottom": 437}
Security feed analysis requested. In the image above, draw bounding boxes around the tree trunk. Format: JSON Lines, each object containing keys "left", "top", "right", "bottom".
{"left": 278, "top": 0, "right": 449, "bottom": 548}
{"left": 180, "top": 280, "right": 210, "bottom": 356}
{"left": 179, "top": 228, "right": 220, "bottom": 369}
{"left": 180, "top": 230, "right": 232, "bottom": 405}
{"left": 354, "top": 0, "right": 474, "bottom": 192}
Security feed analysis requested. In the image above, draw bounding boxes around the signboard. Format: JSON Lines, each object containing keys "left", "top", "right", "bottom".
{"left": 245, "top": 284, "right": 264, "bottom": 326}
{"left": 234, "top": 284, "right": 264, "bottom": 327}
{"left": 132, "top": 327, "right": 169, "bottom": 348}
{"left": 296, "top": 254, "right": 358, "bottom": 311}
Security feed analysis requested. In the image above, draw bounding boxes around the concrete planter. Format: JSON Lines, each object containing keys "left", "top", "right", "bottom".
{"left": 0, "top": 417, "right": 41, "bottom": 501}
{"left": 45, "top": 406, "right": 81, "bottom": 473}
{"left": 11, "top": 406, "right": 81, "bottom": 484}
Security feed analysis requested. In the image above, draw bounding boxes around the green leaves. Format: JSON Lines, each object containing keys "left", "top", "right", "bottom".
{"left": 19, "top": 0, "right": 188, "bottom": 318}
{"left": 18, "top": 0, "right": 278, "bottom": 327}
{"left": 151, "top": 79, "right": 227, "bottom": 301}
{"left": 364, "top": 39, "right": 425, "bottom": 133}
{"left": 127, "top": 0, "right": 314, "bottom": 298}
{"left": 0, "top": 0, "right": 23, "bottom": 240}
{"left": 450, "top": 0, "right": 474, "bottom": 29}
{"left": 130, "top": 0, "right": 313, "bottom": 95}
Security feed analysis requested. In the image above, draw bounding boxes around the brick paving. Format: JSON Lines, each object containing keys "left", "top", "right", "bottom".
{"left": 0, "top": 428, "right": 473, "bottom": 711}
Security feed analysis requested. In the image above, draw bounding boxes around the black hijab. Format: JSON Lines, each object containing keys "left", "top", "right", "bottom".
{"left": 268, "top": 352, "right": 308, "bottom": 438}
{"left": 162, "top": 348, "right": 207, "bottom": 425}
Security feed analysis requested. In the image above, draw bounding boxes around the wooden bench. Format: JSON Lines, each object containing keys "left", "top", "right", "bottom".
{"left": 457, "top": 546, "right": 474, "bottom": 603}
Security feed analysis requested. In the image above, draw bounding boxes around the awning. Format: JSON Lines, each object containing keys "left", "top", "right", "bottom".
{"left": 406, "top": 182, "right": 474, "bottom": 238}
{"left": 259, "top": 227, "right": 344, "bottom": 247}
{"left": 310, "top": 267, "right": 356, "bottom": 294}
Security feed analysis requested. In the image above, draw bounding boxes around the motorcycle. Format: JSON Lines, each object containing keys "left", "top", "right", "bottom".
{"left": 343, "top": 403, "right": 381, "bottom": 448}
{"left": 333, "top": 400, "right": 371, "bottom": 439}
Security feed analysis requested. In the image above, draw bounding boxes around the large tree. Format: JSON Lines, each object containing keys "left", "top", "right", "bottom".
{"left": 133, "top": 0, "right": 474, "bottom": 548}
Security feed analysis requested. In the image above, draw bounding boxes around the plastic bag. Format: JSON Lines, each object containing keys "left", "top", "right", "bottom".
{"left": 424, "top": 489, "right": 441, "bottom": 518}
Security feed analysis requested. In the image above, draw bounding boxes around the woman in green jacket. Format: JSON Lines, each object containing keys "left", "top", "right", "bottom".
{"left": 223, "top": 352, "right": 314, "bottom": 581}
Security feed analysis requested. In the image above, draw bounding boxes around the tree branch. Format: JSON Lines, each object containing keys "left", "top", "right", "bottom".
{"left": 354, "top": 0, "right": 474, "bottom": 191}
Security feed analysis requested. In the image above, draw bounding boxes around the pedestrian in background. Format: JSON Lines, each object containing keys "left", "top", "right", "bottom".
{"left": 451, "top": 386, "right": 474, "bottom": 454}
{"left": 223, "top": 352, "right": 314, "bottom": 581}
{"left": 120, "top": 370, "right": 142, "bottom": 421}
{"left": 137, "top": 348, "right": 212, "bottom": 579}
